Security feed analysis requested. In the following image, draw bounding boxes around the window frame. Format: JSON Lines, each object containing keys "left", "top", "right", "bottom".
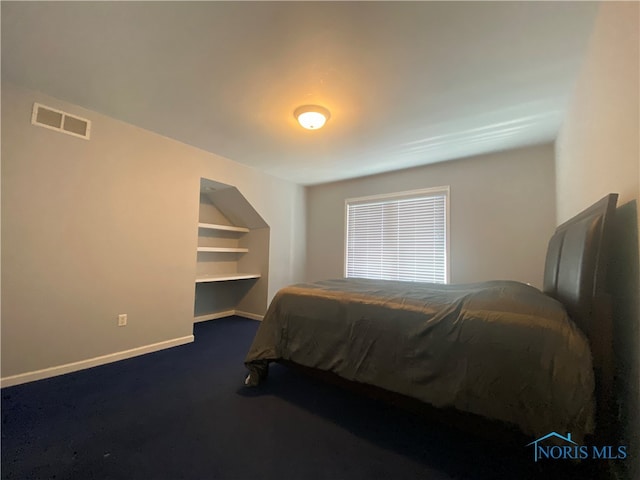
{"left": 343, "top": 186, "right": 450, "bottom": 283}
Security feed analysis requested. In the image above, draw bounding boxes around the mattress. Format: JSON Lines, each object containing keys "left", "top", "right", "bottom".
{"left": 245, "top": 278, "right": 595, "bottom": 441}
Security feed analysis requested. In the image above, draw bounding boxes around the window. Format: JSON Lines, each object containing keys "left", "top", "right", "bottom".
{"left": 345, "top": 187, "right": 449, "bottom": 283}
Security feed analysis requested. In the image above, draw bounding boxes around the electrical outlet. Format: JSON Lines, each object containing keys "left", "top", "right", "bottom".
{"left": 118, "top": 314, "right": 127, "bottom": 327}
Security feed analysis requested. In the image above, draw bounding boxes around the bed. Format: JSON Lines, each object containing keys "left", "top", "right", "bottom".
{"left": 244, "top": 193, "right": 618, "bottom": 444}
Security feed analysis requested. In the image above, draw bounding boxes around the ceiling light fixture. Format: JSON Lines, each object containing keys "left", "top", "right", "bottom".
{"left": 294, "top": 105, "right": 330, "bottom": 130}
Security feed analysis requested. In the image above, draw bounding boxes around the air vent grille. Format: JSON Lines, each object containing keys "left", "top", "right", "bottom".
{"left": 31, "top": 103, "right": 91, "bottom": 139}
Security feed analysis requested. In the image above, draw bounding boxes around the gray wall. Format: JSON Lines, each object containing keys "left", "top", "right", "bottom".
{"left": 555, "top": 3, "right": 639, "bottom": 225}
{"left": 555, "top": 3, "right": 639, "bottom": 477}
{"left": 1, "top": 82, "right": 306, "bottom": 379}
{"left": 306, "top": 143, "right": 556, "bottom": 288}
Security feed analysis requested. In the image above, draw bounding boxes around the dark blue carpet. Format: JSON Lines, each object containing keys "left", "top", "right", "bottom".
{"left": 2, "top": 317, "right": 597, "bottom": 479}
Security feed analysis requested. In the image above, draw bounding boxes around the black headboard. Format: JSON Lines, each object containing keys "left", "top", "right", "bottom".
{"left": 543, "top": 193, "right": 618, "bottom": 337}
{"left": 542, "top": 193, "right": 618, "bottom": 442}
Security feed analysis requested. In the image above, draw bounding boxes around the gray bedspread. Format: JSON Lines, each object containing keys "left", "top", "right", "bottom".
{"left": 244, "top": 278, "right": 595, "bottom": 441}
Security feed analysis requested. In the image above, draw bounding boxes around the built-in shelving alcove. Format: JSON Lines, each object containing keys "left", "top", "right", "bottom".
{"left": 194, "top": 178, "right": 270, "bottom": 322}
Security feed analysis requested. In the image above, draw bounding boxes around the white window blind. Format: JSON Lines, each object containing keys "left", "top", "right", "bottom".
{"left": 345, "top": 188, "right": 448, "bottom": 283}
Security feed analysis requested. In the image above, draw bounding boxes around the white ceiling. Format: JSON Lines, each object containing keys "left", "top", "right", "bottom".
{"left": 1, "top": 1, "right": 599, "bottom": 185}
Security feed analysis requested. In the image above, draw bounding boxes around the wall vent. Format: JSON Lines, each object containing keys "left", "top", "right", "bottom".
{"left": 31, "top": 103, "right": 91, "bottom": 140}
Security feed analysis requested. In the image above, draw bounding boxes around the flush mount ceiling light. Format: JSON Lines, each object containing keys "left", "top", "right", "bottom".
{"left": 294, "top": 105, "right": 331, "bottom": 130}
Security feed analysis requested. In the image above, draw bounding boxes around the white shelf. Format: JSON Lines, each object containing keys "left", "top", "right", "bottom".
{"left": 198, "top": 222, "right": 249, "bottom": 233}
{"left": 197, "top": 247, "right": 249, "bottom": 253}
{"left": 195, "top": 181, "right": 269, "bottom": 322}
{"left": 195, "top": 273, "right": 261, "bottom": 283}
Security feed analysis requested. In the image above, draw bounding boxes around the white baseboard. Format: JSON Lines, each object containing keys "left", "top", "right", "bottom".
{"left": 235, "top": 310, "right": 264, "bottom": 321}
{"left": 194, "top": 310, "right": 263, "bottom": 322}
{"left": 194, "top": 310, "right": 236, "bottom": 323}
{"left": 0, "top": 335, "right": 194, "bottom": 388}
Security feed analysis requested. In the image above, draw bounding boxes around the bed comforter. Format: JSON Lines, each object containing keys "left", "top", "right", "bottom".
{"left": 244, "top": 278, "right": 595, "bottom": 441}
